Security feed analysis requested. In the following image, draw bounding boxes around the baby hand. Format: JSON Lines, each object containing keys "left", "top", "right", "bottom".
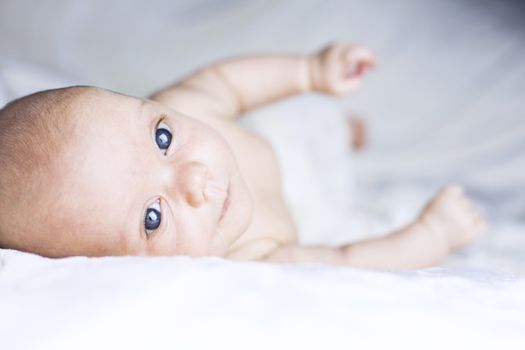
{"left": 309, "top": 43, "right": 377, "bottom": 96}
{"left": 418, "top": 185, "right": 488, "bottom": 253}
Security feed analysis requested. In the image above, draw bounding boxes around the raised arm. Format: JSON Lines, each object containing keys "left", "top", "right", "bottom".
{"left": 149, "top": 43, "right": 376, "bottom": 120}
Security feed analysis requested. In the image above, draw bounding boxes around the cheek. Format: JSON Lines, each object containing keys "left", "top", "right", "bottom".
{"left": 175, "top": 207, "right": 218, "bottom": 256}
{"left": 197, "top": 125, "right": 234, "bottom": 157}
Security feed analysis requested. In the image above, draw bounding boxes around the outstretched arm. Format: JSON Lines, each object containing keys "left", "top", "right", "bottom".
{"left": 263, "top": 185, "right": 488, "bottom": 269}
{"left": 149, "top": 43, "right": 376, "bottom": 120}
{"left": 262, "top": 222, "right": 447, "bottom": 269}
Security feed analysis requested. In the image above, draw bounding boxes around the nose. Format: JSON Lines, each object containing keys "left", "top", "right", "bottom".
{"left": 178, "top": 161, "right": 209, "bottom": 208}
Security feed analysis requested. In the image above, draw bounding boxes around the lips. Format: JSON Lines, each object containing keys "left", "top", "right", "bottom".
{"left": 219, "top": 183, "right": 231, "bottom": 222}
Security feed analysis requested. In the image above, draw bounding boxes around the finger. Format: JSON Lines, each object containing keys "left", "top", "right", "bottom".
{"left": 442, "top": 184, "right": 464, "bottom": 196}
{"left": 344, "top": 47, "right": 377, "bottom": 67}
{"left": 465, "top": 202, "right": 488, "bottom": 226}
{"left": 344, "top": 63, "right": 365, "bottom": 79}
{"left": 343, "top": 58, "right": 376, "bottom": 81}
{"left": 458, "top": 197, "right": 474, "bottom": 211}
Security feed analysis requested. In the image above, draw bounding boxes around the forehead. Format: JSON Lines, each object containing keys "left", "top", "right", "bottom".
{"left": 76, "top": 89, "right": 142, "bottom": 122}
{"left": 49, "top": 91, "right": 151, "bottom": 255}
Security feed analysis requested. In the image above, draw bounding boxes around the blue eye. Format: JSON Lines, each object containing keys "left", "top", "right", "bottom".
{"left": 155, "top": 121, "right": 172, "bottom": 152}
{"left": 144, "top": 200, "right": 161, "bottom": 234}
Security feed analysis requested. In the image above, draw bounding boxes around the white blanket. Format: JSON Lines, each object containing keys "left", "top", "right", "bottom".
{"left": 1, "top": 249, "right": 524, "bottom": 350}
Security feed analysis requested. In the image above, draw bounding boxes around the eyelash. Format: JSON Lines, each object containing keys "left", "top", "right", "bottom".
{"left": 144, "top": 116, "right": 173, "bottom": 236}
{"left": 144, "top": 199, "right": 162, "bottom": 236}
{"left": 155, "top": 116, "right": 173, "bottom": 155}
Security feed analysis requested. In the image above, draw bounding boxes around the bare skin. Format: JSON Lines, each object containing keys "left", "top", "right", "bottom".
{"left": 150, "top": 42, "right": 488, "bottom": 268}
{"left": 3, "top": 43, "right": 488, "bottom": 268}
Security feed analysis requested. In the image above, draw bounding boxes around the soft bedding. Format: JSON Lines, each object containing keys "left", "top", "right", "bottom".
{"left": 1, "top": 249, "right": 524, "bottom": 350}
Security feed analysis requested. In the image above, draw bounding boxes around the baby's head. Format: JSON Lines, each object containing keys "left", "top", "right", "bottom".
{"left": 0, "top": 86, "right": 252, "bottom": 257}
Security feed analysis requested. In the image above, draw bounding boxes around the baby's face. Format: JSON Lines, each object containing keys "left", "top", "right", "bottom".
{"left": 40, "top": 90, "right": 253, "bottom": 257}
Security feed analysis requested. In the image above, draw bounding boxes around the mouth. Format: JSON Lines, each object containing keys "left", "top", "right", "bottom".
{"left": 219, "top": 183, "right": 231, "bottom": 222}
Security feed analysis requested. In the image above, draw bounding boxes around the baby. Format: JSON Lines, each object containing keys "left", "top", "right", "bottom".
{"left": 0, "top": 43, "right": 488, "bottom": 269}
